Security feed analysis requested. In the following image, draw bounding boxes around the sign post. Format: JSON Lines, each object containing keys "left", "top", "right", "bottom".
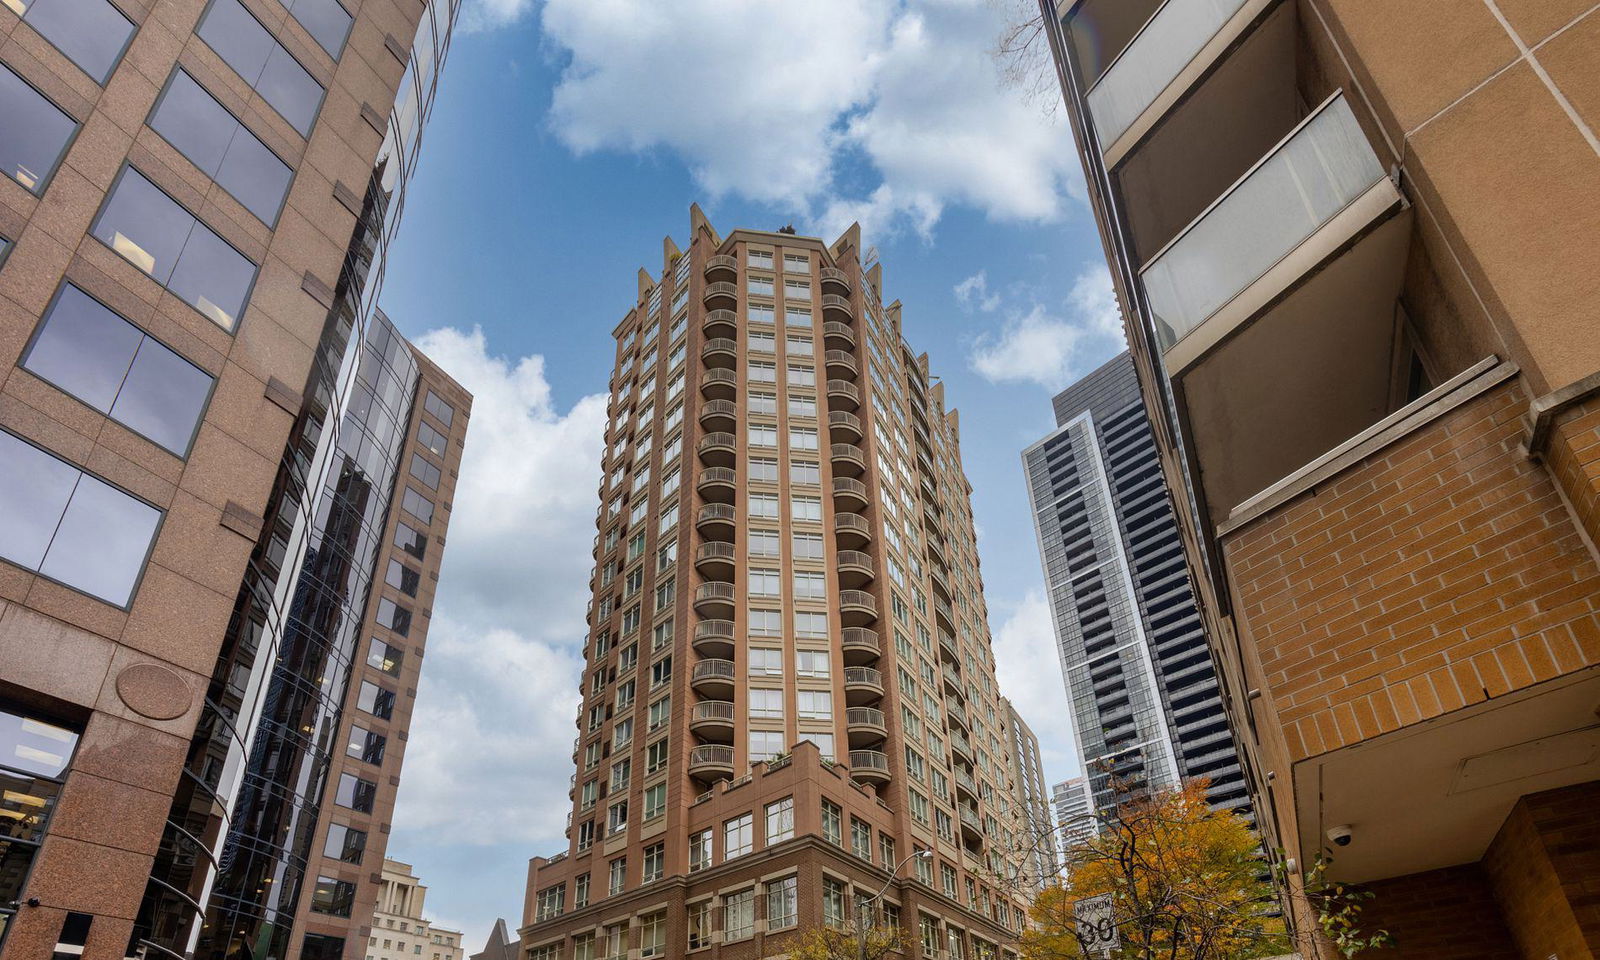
{"left": 1074, "top": 893, "right": 1119, "bottom": 957}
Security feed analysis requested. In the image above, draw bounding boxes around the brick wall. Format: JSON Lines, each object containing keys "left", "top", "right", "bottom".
{"left": 1545, "top": 394, "right": 1600, "bottom": 555}
{"left": 1224, "top": 380, "right": 1600, "bottom": 762}
{"left": 1359, "top": 864, "right": 1516, "bottom": 960}
{"left": 1484, "top": 782, "right": 1600, "bottom": 960}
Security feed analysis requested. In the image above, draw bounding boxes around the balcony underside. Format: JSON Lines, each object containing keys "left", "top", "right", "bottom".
{"left": 1295, "top": 668, "right": 1600, "bottom": 884}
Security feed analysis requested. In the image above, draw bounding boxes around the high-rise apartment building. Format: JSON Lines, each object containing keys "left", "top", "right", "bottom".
{"left": 1000, "top": 699, "right": 1057, "bottom": 888}
{"left": 1041, "top": 0, "right": 1600, "bottom": 953}
{"left": 0, "top": 0, "right": 464, "bottom": 956}
{"left": 1022, "top": 353, "right": 1246, "bottom": 819}
{"left": 518, "top": 209, "right": 1032, "bottom": 959}
{"left": 368, "top": 860, "right": 464, "bottom": 960}
{"left": 1051, "top": 777, "right": 1093, "bottom": 857}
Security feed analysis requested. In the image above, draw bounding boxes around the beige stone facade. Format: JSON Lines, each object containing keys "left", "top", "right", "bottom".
{"left": 365, "top": 860, "right": 464, "bottom": 960}
{"left": 517, "top": 211, "right": 1035, "bottom": 959}
{"left": 1040, "top": 0, "right": 1600, "bottom": 954}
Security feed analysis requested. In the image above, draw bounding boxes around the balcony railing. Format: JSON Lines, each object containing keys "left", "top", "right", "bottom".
{"left": 1141, "top": 93, "right": 1387, "bottom": 351}
{"left": 1086, "top": 0, "right": 1251, "bottom": 150}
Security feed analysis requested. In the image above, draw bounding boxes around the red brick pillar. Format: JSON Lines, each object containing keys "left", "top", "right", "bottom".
{"left": 1483, "top": 780, "right": 1600, "bottom": 960}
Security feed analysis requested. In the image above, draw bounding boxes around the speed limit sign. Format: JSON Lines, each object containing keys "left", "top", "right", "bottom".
{"left": 1074, "top": 893, "right": 1119, "bottom": 956}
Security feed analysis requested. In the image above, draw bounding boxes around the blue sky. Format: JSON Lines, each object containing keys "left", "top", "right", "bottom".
{"left": 374, "top": 0, "right": 1123, "bottom": 945}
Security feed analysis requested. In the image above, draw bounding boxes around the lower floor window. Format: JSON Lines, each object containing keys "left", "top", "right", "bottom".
{"left": 0, "top": 704, "right": 80, "bottom": 948}
{"left": 766, "top": 875, "right": 798, "bottom": 930}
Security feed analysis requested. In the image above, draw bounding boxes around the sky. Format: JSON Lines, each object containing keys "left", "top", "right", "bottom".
{"left": 372, "top": 0, "right": 1124, "bottom": 946}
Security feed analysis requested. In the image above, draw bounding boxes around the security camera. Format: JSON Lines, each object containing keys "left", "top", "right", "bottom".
{"left": 1327, "top": 825, "right": 1354, "bottom": 847}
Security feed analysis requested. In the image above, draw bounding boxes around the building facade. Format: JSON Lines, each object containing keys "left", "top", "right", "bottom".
{"left": 1040, "top": 0, "right": 1600, "bottom": 954}
{"left": 367, "top": 860, "right": 463, "bottom": 960}
{"left": 1022, "top": 353, "right": 1247, "bottom": 819}
{"left": 1000, "top": 699, "right": 1057, "bottom": 888}
{"left": 1050, "top": 778, "right": 1093, "bottom": 859}
{"left": 518, "top": 210, "right": 1033, "bottom": 959}
{"left": 0, "top": 0, "right": 464, "bottom": 954}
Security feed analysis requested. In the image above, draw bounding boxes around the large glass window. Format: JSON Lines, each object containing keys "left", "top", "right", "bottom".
{"left": 310, "top": 876, "right": 355, "bottom": 916}
{"left": 322, "top": 823, "right": 365, "bottom": 863}
{"left": 333, "top": 772, "right": 375, "bottom": 812}
{"left": 5, "top": 0, "right": 135, "bottom": 84}
{"left": 91, "top": 167, "right": 257, "bottom": 332}
{"left": 0, "top": 430, "right": 161, "bottom": 606}
{"left": 147, "top": 69, "right": 293, "bottom": 225}
{"left": 356, "top": 681, "right": 394, "bottom": 720}
{"left": 196, "top": 0, "right": 324, "bottom": 136}
{"left": 284, "top": 0, "right": 351, "bottom": 58}
{"left": 0, "top": 705, "right": 79, "bottom": 939}
{"left": 0, "top": 63, "right": 78, "bottom": 194}
{"left": 23, "top": 284, "right": 213, "bottom": 456}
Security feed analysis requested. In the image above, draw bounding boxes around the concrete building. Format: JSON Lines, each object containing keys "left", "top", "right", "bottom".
{"left": 519, "top": 210, "right": 1034, "bottom": 959}
{"left": 367, "top": 860, "right": 462, "bottom": 960}
{"left": 1000, "top": 698, "right": 1058, "bottom": 888}
{"left": 1023, "top": 353, "right": 1247, "bottom": 819}
{"left": 0, "top": 0, "right": 465, "bottom": 956}
{"left": 1040, "top": 0, "right": 1600, "bottom": 955}
{"left": 1051, "top": 777, "right": 1094, "bottom": 858}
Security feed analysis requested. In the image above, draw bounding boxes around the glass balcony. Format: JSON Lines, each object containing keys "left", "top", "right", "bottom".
{"left": 1142, "top": 93, "right": 1388, "bottom": 355}
{"left": 1087, "top": 0, "right": 1252, "bottom": 151}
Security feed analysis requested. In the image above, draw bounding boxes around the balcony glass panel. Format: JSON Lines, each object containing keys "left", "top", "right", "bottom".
{"left": 1141, "top": 95, "right": 1385, "bottom": 350}
{"left": 1087, "top": 0, "right": 1248, "bottom": 147}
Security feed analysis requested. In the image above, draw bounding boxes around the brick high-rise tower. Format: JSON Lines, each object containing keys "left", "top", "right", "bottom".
{"left": 518, "top": 209, "right": 1035, "bottom": 960}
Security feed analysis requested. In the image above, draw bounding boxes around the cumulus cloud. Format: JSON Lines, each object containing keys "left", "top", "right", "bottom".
{"left": 954, "top": 270, "right": 1001, "bottom": 313}
{"left": 390, "top": 325, "right": 608, "bottom": 846}
{"left": 536, "top": 0, "right": 1080, "bottom": 241}
{"left": 990, "top": 591, "right": 1081, "bottom": 781}
{"left": 969, "top": 263, "right": 1124, "bottom": 390}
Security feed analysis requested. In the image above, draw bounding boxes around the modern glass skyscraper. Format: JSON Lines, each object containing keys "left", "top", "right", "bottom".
{"left": 1023, "top": 353, "right": 1247, "bottom": 819}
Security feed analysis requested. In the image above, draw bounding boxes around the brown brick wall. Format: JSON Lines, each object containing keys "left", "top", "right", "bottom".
{"left": 1224, "top": 380, "right": 1600, "bottom": 762}
{"left": 1359, "top": 864, "right": 1516, "bottom": 960}
{"left": 1484, "top": 781, "right": 1600, "bottom": 960}
{"left": 1545, "top": 394, "right": 1600, "bottom": 556}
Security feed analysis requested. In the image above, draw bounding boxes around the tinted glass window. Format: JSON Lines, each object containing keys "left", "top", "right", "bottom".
{"left": 395, "top": 521, "right": 426, "bottom": 560}
{"left": 302, "top": 934, "right": 346, "bottom": 960}
{"left": 24, "top": 284, "right": 213, "bottom": 455}
{"left": 356, "top": 681, "right": 393, "bottom": 720}
{"left": 310, "top": 876, "right": 355, "bottom": 916}
{"left": 401, "top": 488, "right": 433, "bottom": 525}
{"left": 376, "top": 597, "right": 410, "bottom": 637}
{"left": 384, "top": 559, "right": 418, "bottom": 597}
{"left": 91, "top": 167, "right": 257, "bottom": 332}
{"left": 11, "top": 0, "right": 135, "bottom": 84}
{"left": 0, "top": 430, "right": 161, "bottom": 606}
{"left": 0, "top": 64, "right": 78, "bottom": 195}
{"left": 417, "top": 420, "right": 446, "bottom": 457}
{"left": 367, "top": 639, "right": 403, "bottom": 676}
{"left": 334, "top": 772, "right": 375, "bottom": 811}
{"left": 322, "top": 823, "right": 365, "bottom": 863}
{"left": 285, "top": 0, "right": 351, "bottom": 58}
{"left": 408, "top": 453, "right": 440, "bottom": 490}
{"left": 423, "top": 390, "right": 453, "bottom": 427}
{"left": 196, "top": 0, "right": 324, "bottom": 136}
{"left": 148, "top": 69, "right": 292, "bottom": 225}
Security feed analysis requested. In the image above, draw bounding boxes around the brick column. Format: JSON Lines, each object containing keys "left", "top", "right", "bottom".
{"left": 1483, "top": 781, "right": 1600, "bottom": 960}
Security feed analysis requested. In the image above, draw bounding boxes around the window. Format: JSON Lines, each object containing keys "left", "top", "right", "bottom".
{"left": 793, "top": 532, "right": 823, "bottom": 558}
{"left": 284, "top": 0, "right": 352, "bottom": 55}
{"left": 791, "top": 496, "right": 822, "bottom": 521}
{"left": 302, "top": 934, "right": 346, "bottom": 960}
{"left": 749, "top": 332, "right": 775, "bottom": 353}
{"left": 749, "top": 493, "right": 779, "bottom": 518}
{"left": 92, "top": 167, "right": 257, "bottom": 331}
{"left": 409, "top": 453, "right": 441, "bottom": 490}
{"left": 334, "top": 773, "right": 376, "bottom": 812}
{"left": 749, "top": 688, "right": 783, "bottom": 720}
{"left": 909, "top": 790, "right": 928, "bottom": 825}
{"left": 766, "top": 876, "right": 798, "bottom": 930}
{"left": 723, "top": 890, "right": 755, "bottom": 940}
{"left": 322, "top": 823, "right": 366, "bottom": 864}
{"left": 23, "top": 284, "right": 214, "bottom": 456}
{"left": 795, "top": 650, "right": 830, "bottom": 679}
{"left": 647, "top": 696, "right": 670, "bottom": 730}
{"left": 687, "top": 901, "right": 713, "bottom": 950}
{"left": 748, "top": 530, "right": 780, "bottom": 557}
{"left": 643, "top": 782, "right": 666, "bottom": 821}
{"left": 794, "top": 611, "right": 828, "bottom": 638}
{"left": 749, "top": 648, "right": 783, "bottom": 676}
{"left": 749, "top": 424, "right": 778, "bottom": 447}
{"left": 642, "top": 844, "right": 664, "bottom": 883}
{"left": 790, "top": 461, "right": 821, "bottom": 486}
{"left": 376, "top": 598, "right": 411, "bottom": 636}
{"left": 880, "top": 834, "right": 897, "bottom": 869}
{"left": 196, "top": 0, "right": 324, "bottom": 135}
{"left": 797, "top": 690, "right": 832, "bottom": 720}
{"left": 724, "top": 814, "right": 753, "bottom": 859}
{"left": 765, "top": 797, "right": 794, "bottom": 844}
{"left": 0, "top": 704, "right": 79, "bottom": 936}
{"left": 749, "top": 392, "right": 778, "bottom": 416}
{"left": 612, "top": 718, "right": 633, "bottom": 748}
{"left": 789, "top": 427, "right": 819, "bottom": 451}
{"left": 7, "top": 0, "right": 134, "bottom": 84}
{"left": 311, "top": 876, "right": 355, "bottom": 917}
{"left": 639, "top": 911, "right": 665, "bottom": 957}
{"left": 748, "top": 568, "right": 781, "bottom": 597}
{"left": 0, "top": 64, "right": 78, "bottom": 195}
{"left": 147, "top": 68, "right": 292, "bottom": 224}
{"left": 783, "top": 253, "right": 809, "bottom": 272}
{"left": 821, "top": 800, "right": 842, "bottom": 845}
{"left": 794, "top": 571, "right": 827, "bottom": 600}
{"left": 650, "top": 656, "right": 672, "bottom": 687}
{"left": 345, "top": 725, "right": 385, "bottom": 764}
{"left": 0, "top": 429, "right": 161, "bottom": 606}
{"left": 356, "top": 681, "right": 394, "bottom": 720}
{"left": 607, "top": 799, "right": 628, "bottom": 835}
{"left": 787, "top": 364, "right": 815, "bottom": 386}
{"left": 942, "top": 863, "right": 959, "bottom": 898}
{"left": 784, "top": 279, "right": 810, "bottom": 299}
{"left": 425, "top": 390, "right": 455, "bottom": 427}
{"left": 748, "top": 277, "right": 774, "bottom": 296}
{"left": 396, "top": 522, "right": 426, "bottom": 560}
{"left": 786, "top": 335, "right": 814, "bottom": 356}
{"left": 749, "top": 609, "right": 782, "bottom": 636}
{"left": 799, "top": 731, "right": 834, "bottom": 761}
{"left": 608, "top": 857, "right": 626, "bottom": 895}
{"left": 385, "top": 559, "right": 419, "bottom": 597}
{"left": 786, "top": 307, "right": 813, "bottom": 328}
{"left": 646, "top": 738, "right": 668, "bottom": 774}
{"left": 824, "top": 877, "right": 847, "bottom": 928}
{"left": 748, "top": 249, "right": 774, "bottom": 269}
{"left": 851, "top": 818, "right": 872, "bottom": 859}
{"left": 614, "top": 679, "right": 634, "bottom": 710}
{"left": 574, "top": 874, "right": 590, "bottom": 909}
{"left": 749, "top": 457, "right": 779, "bottom": 482}
{"left": 689, "top": 829, "right": 712, "bottom": 872}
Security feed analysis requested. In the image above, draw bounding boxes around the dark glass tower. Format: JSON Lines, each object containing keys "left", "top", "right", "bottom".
{"left": 1023, "top": 352, "right": 1247, "bottom": 819}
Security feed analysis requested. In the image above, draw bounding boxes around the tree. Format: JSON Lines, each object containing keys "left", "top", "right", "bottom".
{"left": 786, "top": 924, "right": 907, "bottom": 960}
{"left": 1020, "top": 781, "right": 1289, "bottom": 960}
{"left": 988, "top": 0, "right": 1059, "bottom": 117}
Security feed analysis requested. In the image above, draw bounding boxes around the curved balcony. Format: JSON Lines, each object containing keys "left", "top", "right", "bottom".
{"left": 832, "top": 476, "right": 869, "bottom": 511}
{"left": 689, "top": 743, "right": 735, "bottom": 780}
{"left": 695, "top": 541, "right": 736, "bottom": 576}
{"left": 929, "top": 564, "right": 952, "bottom": 603}
{"left": 840, "top": 626, "right": 880, "bottom": 665}
{"left": 821, "top": 293, "right": 852, "bottom": 321}
{"left": 698, "top": 398, "right": 737, "bottom": 430}
{"left": 824, "top": 350, "right": 859, "bottom": 379}
{"left": 837, "top": 550, "right": 875, "bottom": 588}
{"left": 846, "top": 706, "right": 887, "bottom": 745}
{"left": 820, "top": 267, "right": 850, "bottom": 293}
{"left": 848, "top": 749, "right": 891, "bottom": 785}
{"left": 950, "top": 730, "right": 974, "bottom": 763}
{"left": 704, "top": 254, "right": 737, "bottom": 282}
{"left": 946, "top": 699, "right": 970, "bottom": 732}
{"left": 955, "top": 769, "right": 979, "bottom": 802}
{"left": 696, "top": 503, "right": 735, "bottom": 539}
{"left": 702, "top": 308, "right": 738, "bottom": 338}
{"left": 834, "top": 512, "right": 872, "bottom": 549}
{"left": 828, "top": 410, "right": 862, "bottom": 442}
{"left": 697, "top": 432, "right": 736, "bottom": 467}
{"left": 700, "top": 367, "right": 737, "bottom": 400}
{"left": 703, "top": 281, "right": 737, "bottom": 309}
{"left": 691, "top": 659, "right": 736, "bottom": 698}
{"left": 826, "top": 379, "right": 860, "bottom": 409}
{"left": 693, "top": 619, "right": 736, "bottom": 658}
{"left": 701, "top": 337, "right": 737, "bottom": 369}
{"left": 843, "top": 666, "right": 883, "bottom": 705}
{"left": 697, "top": 466, "right": 736, "bottom": 502}
{"left": 822, "top": 320, "right": 855, "bottom": 349}
{"left": 690, "top": 700, "right": 736, "bottom": 740}
{"left": 934, "top": 598, "right": 956, "bottom": 633}
{"left": 839, "top": 589, "right": 878, "bottom": 626}
{"left": 830, "top": 443, "right": 866, "bottom": 477}
{"left": 694, "top": 581, "right": 736, "bottom": 617}
{"left": 959, "top": 805, "right": 983, "bottom": 841}
{"left": 941, "top": 661, "right": 962, "bottom": 694}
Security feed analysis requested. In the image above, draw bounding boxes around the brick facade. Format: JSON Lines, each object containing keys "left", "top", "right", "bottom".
{"left": 1359, "top": 864, "right": 1517, "bottom": 960}
{"left": 1484, "top": 781, "right": 1600, "bottom": 960}
{"left": 1545, "top": 394, "right": 1600, "bottom": 554}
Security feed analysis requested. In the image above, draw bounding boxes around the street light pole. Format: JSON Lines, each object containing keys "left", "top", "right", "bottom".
{"left": 858, "top": 850, "right": 933, "bottom": 960}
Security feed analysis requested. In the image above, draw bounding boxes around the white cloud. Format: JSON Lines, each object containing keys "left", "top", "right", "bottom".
{"left": 536, "top": 0, "right": 1080, "bottom": 241}
{"left": 389, "top": 325, "right": 608, "bottom": 846}
{"left": 990, "top": 591, "right": 1081, "bottom": 784}
{"left": 968, "top": 263, "right": 1124, "bottom": 390}
{"left": 954, "top": 270, "right": 1001, "bottom": 313}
